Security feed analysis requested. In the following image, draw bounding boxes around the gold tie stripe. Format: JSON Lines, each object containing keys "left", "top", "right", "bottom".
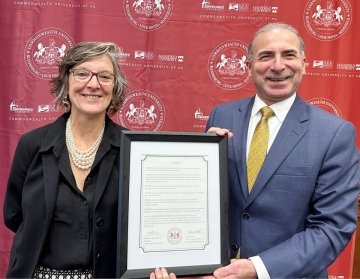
{"left": 247, "top": 106, "right": 275, "bottom": 192}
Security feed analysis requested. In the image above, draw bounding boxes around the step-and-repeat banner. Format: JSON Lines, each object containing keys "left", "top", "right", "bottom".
{"left": 1, "top": 0, "right": 359, "bottom": 277}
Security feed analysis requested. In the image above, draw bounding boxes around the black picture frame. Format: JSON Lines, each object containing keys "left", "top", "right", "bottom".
{"left": 116, "top": 131, "right": 229, "bottom": 279}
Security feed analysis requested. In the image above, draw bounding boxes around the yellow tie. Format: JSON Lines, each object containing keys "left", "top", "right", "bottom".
{"left": 247, "top": 106, "right": 275, "bottom": 192}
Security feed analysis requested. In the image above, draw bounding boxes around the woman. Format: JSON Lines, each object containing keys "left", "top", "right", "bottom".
{"left": 4, "top": 42, "right": 127, "bottom": 278}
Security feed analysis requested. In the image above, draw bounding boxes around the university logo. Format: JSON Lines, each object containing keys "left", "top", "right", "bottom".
{"left": 194, "top": 108, "right": 209, "bottom": 121}
{"left": 312, "top": 60, "right": 333, "bottom": 69}
{"left": 124, "top": 0, "right": 173, "bottom": 31}
{"left": 208, "top": 40, "right": 250, "bottom": 90}
{"left": 38, "top": 103, "right": 58, "bottom": 113}
{"left": 24, "top": 28, "right": 74, "bottom": 79}
{"left": 118, "top": 90, "right": 165, "bottom": 131}
{"left": 304, "top": 0, "right": 352, "bottom": 41}
{"left": 308, "top": 98, "right": 342, "bottom": 117}
{"left": 9, "top": 100, "right": 33, "bottom": 113}
{"left": 201, "top": 0, "right": 225, "bottom": 11}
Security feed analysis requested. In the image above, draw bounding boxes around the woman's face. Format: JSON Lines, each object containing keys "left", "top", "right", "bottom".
{"left": 68, "top": 55, "right": 114, "bottom": 118}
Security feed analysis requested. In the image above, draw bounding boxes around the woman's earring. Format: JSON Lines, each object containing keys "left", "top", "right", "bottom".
{"left": 63, "top": 97, "right": 71, "bottom": 112}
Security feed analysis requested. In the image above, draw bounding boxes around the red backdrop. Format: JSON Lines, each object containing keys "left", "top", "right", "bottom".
{"left": 1, "top": 0, "right": 359, "bottom": 277}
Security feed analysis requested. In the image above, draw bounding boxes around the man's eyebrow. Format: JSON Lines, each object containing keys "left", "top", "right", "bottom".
{"left": 257, "top": 50, "right": 274, "bottom": 56}
{"left": 255, "top": 49, "right": 300, "bottom": 58}
{"left": 283, "top": 49, "right": 299, "bottom": 55}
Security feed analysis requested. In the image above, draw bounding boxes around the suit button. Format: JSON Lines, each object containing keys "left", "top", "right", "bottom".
{"left": 242, "top": 212, "right": 250, "bottom": 220}
{"left": 232, "top": 244, "right": 238, "bottom": 251}
{"left": 96, "top": 253, "right": 101, "bottom": 260}
{"left": 96, "top": 218, "right": 104, "bottom": 226}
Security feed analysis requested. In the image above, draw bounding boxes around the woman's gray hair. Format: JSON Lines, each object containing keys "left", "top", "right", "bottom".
{"left": 247, "top": 22, "right": 305, "bottom": 62}
{"left": 50, "top": 41, "right": 128, "bottom": 116}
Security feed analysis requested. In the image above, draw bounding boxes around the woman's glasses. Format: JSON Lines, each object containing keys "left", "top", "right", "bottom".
{"left": 70, "top": 68, "right": 115, "bottom": 86}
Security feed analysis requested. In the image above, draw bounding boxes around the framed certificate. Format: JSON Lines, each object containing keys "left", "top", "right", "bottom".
{"left": 116, "top": 131, "right": 229, "bottom": 279}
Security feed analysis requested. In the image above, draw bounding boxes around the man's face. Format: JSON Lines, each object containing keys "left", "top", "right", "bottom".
{"left": 247, "top": 28, "right": 306, "bottom": 105}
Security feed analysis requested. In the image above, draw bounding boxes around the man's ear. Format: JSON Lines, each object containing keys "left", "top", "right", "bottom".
{"left": 302, "top": 57, "right": 306, "bottom": 74}
{"left": 246, "top": 61, "right": 252, "bottom": 77}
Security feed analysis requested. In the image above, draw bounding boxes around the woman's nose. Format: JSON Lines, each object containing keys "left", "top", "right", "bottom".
{"left": 87, "top": 74, "right": 100, "bottom": 87}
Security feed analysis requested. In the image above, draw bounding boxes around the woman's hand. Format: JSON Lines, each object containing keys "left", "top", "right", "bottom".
{"left": 150, "top": 267, "right": 177, "bottom": 279}
{"left": 149, "top": 268, "right": 215, "bottom": 279}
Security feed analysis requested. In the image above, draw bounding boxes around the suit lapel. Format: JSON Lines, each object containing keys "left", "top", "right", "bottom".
{"left": 245, "top": 97, "right": 309, "bottom": 206}
{"left": 232, "top": 98, "right": 254, "bottom": 198}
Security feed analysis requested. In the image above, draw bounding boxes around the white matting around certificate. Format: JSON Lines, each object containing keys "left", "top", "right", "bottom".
{"left": 127, "top": 141, "right": 221, "bottom": 270}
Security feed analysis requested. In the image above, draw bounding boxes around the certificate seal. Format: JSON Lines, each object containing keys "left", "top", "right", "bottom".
{"left": 167, "top": 228, "right": 182, "bottom": 244}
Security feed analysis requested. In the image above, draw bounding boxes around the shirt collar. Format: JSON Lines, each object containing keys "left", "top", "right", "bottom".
{"left": 251, "top": 93, "right": 296, "bottom": 123}
{"left": 40, "top": 113, "right": 122, "bottom": 155}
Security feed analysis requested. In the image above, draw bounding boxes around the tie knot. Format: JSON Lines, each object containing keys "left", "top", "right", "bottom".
{"left": 260, "top": 106, "right": 275, "bottom": 119}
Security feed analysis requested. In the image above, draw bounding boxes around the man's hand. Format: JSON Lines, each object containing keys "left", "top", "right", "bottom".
{"left": 212, "top": 259, "right": 257, "bottom": 279}
{"left": 207, "top": 127, "right": 234, "bottom": 138}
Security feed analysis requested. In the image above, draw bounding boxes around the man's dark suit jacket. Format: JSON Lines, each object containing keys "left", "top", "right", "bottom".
{"left": 4, "top": 113, "right": 125, "bottom": 278}
{"left": 206, "top": 96, "right": 360, "bottom": 278}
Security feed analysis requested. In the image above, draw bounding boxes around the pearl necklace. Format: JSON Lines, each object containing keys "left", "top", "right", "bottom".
{"left": 65, "top": 117, "right": 105, "bottom": 170}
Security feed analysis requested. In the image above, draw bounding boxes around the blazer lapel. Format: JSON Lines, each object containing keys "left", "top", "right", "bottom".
{"left": 93, "top": 147, "right": 118, "bottom": 208}
{"left": 232, "top": 98, "right": 254, "bottom": 198}
{"left": 245, "top": 97, "right": 310, "bottom": 206}
{"left": 93, "top": 119, "right": 121, "bottom": 209}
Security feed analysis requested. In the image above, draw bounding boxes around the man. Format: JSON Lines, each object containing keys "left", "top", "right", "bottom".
{"left": 205, "top": 22, "right": 360, "bottom": 278}
{"left": 150, "top": 22, "right": 359, "bottom": 279}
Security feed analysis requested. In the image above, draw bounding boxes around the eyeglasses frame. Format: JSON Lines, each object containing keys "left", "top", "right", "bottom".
{"left": 70, "top": 68, "right": 115, "bottom": 86}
